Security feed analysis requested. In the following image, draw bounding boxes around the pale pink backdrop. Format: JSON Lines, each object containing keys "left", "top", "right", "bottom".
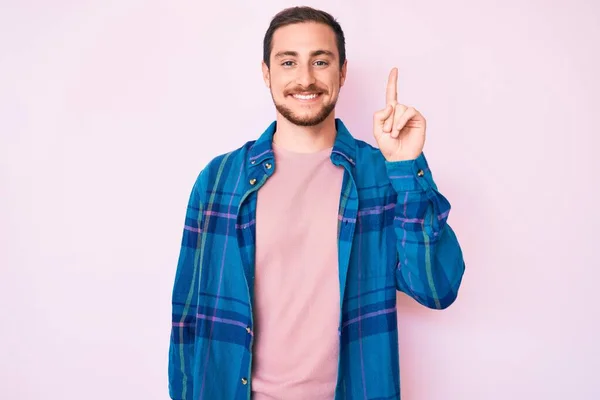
{"left": 1, "top": 0, "right": 598, "bottom": 399}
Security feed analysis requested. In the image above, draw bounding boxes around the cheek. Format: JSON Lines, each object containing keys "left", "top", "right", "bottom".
{"left": 322, "top": 74, "right": 341, "bottom": 91}
{"left": 275, "top": 84, "right": 288, "bottom": 98}
{"left": 269, "top": 76, "right": 284, "bottom": 90}
{"left": 327, "top": 81, "right": 340, "bottom": 96}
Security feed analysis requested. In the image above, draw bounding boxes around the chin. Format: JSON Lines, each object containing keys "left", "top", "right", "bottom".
{"left": 288, "top": 112, "right": 333, "bottom": 127}
{"left": 274, "top": 99, "right": 336, "bottom": 127}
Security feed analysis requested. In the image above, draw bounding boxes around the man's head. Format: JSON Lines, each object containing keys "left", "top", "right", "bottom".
{"left": 262, "top": 7, "right": 347, "bottom": 127}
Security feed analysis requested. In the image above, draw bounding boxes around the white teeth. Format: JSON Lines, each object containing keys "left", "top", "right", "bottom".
{"left": 293, "top": 93, "right": 319, "bottom": 100}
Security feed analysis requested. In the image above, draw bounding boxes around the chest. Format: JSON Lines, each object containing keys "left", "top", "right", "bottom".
{"left": 254, "top": 160, "right": 344, "bottom": 249}
{"left": 198, "top": 166, "right": 397, "bottom": 305}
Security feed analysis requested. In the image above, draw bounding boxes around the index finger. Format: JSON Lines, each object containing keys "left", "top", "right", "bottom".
{"left": 386, "top": 67, "right": 398, "bottom": 105}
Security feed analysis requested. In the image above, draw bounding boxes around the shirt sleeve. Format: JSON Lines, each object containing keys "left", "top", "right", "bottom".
{"left": 385, "top": 152, "right": 465, "bottom": 309}
{"left": 168, "top": 170, "right": 207, "bottom": 399}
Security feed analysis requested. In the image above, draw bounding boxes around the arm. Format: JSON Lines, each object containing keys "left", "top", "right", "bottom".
{"left": 168, "top": 174, "right": 206, "bottom": 400}
{"left": 386, "top": 153, "right": 465, "bottom": 309}
{"left": 373, "top": 68, "right": 464, "bottom": 309}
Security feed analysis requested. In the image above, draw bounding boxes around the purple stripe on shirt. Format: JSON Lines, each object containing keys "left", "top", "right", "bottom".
{"left": 249, "top": 149, "right": 273, "bottom": 161}
{"left": 184, "top": 225, "right": 201, "bottom": 233}
{"left": 331, "top": 150, "right": 356, "bottom": 165}
{"left": 236, "top": 219, "right": 256, "bottom": 229}
{"left": 342, "top": 307, "right": 397, "bottom": 329}
{"left": 357, "top": 202, "right": 395, "bottom": 216}
{"left": 197, "top": 313, "right": 251, "bottom": 334}
{"left": 389, "top": 167, "right": 430, "bottom": 180}
{"left": 395, "top": 216, "right": 424, "bottom": 224}
{"left": 204, "top": 210, "right": 236, "bottom": 219}
{"left": 395, "top": 210, "right": 448, "bottom": 224}
{"left": 338, "top": 215, "right": 357, "bottom": 223}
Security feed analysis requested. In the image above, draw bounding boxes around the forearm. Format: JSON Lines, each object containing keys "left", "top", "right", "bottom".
{"left": 386, "top": 153, "right": 465, "bottom": 309}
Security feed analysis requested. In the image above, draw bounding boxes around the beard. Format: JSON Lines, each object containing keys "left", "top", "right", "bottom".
{"left": 270, "top": 84, "right": 338, "bottom": 127}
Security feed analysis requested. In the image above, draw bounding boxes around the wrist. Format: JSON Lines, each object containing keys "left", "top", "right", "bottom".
{"left": 384, "top": 153, "right": 420, "bottom": 163}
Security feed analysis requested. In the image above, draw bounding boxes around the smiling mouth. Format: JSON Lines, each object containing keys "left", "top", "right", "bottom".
{"left": 290, "top": 92, "right": 322, "bottom": 101}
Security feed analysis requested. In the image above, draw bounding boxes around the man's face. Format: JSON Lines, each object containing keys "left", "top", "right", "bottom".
{"left": 262, "top": 22, "right": 347, "bottom": 127}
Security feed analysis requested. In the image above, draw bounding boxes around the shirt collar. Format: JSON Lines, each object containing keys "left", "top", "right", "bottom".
{"left": 247, "top": 118, "right": 357, "bottom": 168}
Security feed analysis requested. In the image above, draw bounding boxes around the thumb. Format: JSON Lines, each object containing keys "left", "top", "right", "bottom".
{"left": 374, "top": 104, "right": 394, "bottom": 126}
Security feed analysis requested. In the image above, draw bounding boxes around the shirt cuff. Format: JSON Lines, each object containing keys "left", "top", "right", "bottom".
{"left": 385, "top": 152, "right": 435, "bottom": 192}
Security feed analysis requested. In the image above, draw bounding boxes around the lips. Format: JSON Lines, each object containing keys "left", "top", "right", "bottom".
{"left": 291, "top": 93, "right": 321, "bottom": 100}
{"left": 286, "top": 85, "right": 326, "bottom": 100}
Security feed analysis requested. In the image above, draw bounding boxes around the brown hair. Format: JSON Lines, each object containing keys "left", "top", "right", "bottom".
{"left": 262, "top": 6, "right": 346, "bottom": 69}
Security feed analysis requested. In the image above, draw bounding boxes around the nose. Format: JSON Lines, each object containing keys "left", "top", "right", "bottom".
{"left": 296, "top": 64, "right": 316, "bottom": 88}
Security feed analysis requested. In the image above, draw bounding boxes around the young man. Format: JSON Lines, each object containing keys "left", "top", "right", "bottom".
{"left": 169, "top": 6, "right": 465, "bottom": 400}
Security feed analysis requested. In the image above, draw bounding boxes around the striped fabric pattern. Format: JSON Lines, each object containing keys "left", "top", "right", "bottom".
{"left": 168, "top": 118, "right": 465, "bottom": 400}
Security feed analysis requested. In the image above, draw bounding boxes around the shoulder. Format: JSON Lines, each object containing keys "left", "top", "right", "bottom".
{"left": 353, "top": 138, "right": 388, "bottom": 176}
{"left": 191, "top": 140, "right": 256, "bottom": 198}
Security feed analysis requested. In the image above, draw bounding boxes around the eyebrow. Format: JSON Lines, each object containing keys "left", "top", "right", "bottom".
{"left": 273, "top": 50, "right": 336, "bottom": 59}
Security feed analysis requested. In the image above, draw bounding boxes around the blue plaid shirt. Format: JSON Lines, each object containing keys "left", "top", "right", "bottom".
{"left": 169, "top": 118, "right": 465, "bottom": 399}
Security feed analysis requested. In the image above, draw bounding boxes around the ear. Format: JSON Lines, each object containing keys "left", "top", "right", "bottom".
{"left": 339, "top": 59, "right": 348, "bottom": 87}
{"left": 261, "top": 61, "right": 270, "bottom": 88}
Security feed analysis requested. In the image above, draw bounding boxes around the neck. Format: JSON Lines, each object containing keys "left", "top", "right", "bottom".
{"left": 272, "top": 113, "right": 337, "bottom": 153}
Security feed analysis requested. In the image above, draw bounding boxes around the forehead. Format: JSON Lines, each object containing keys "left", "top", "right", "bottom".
{"left": 271, "top": 22, "right": 338, "bottom": 57}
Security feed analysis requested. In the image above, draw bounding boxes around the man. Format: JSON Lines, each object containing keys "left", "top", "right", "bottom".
{"left": 169, "top": 6, "right": 465, "bottom": 400}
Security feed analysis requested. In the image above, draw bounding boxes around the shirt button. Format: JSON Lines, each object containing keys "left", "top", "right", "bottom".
{"left": 241, "top": 378, "right": 248, "bottom": 385}
{"left": 249, "top": 178, "right": 257, "bottom": 185}
{"left": 417, "top": 169, "right": 424, "bottom": 177}
{"left": 246, "top": 326, "right": 252, "bottom": 334}
{"left": 264, "top": 162, "right": 272, "bottom": 170}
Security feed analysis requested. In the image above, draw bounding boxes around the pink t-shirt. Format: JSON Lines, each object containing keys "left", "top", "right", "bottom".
{"left": 251, "top": 143, "right": 344, "bottom": 399}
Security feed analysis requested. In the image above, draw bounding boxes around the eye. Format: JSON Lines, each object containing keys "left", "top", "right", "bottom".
{"left": 281, "top": 61, "right": 295, "bottom": 67}
{"left": 314, "top": 60, "right": 329, "bottom": 67}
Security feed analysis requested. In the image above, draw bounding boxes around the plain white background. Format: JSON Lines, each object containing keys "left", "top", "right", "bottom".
{"left": 1, "top": 0, "right": 599, "bottom": 399}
